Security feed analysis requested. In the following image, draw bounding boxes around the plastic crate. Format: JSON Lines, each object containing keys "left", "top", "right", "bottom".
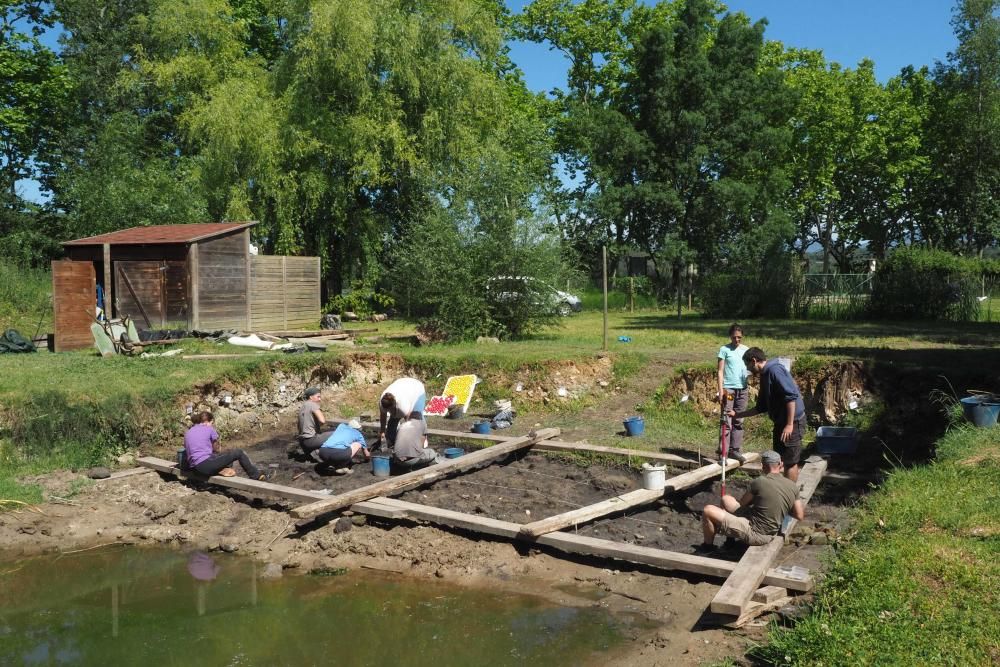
{"left": 815, "top": 426, "right": 859, "bottom": 455}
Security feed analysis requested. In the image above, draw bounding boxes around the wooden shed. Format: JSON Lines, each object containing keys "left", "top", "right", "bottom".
{"left": 53, "top": 222, "right": 321, "bottom": 352}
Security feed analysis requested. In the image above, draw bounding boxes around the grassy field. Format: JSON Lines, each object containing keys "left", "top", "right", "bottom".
{"left": 755, "top": 424, "right": 1000, "bottom": 666}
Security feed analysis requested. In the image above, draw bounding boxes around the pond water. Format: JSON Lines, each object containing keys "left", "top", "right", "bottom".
{"left": 0, "top": 547, "right": 637, "bottom": 666}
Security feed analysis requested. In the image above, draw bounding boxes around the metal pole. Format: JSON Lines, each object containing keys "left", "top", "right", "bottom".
{"left": 602, "top": 246, "right": 608, "bottom": 351}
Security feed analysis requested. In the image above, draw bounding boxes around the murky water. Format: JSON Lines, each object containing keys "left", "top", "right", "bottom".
{"left": 0, "top": 547, "right": 634, "bottom": 666}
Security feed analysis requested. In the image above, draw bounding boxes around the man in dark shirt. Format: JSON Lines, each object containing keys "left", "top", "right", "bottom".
{"left": 699, "top": 450, "right": 804, "bottom": 550}
{"left": 297, "top": 387, "right": 327, "bottom": 454}
{"left": 729, "top": 347, "right": 807, "bottom": 482}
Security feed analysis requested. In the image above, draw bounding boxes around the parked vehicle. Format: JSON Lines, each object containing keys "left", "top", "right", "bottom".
{"left": 486, "top": 276, "right": 582, "bottom": 316}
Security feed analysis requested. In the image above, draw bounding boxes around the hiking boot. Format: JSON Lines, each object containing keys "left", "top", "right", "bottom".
{"left": 730, "top": 450, "right": 747, "bottom": 465}
{"left": 692, "top": 543, "right": 718, "bottom": 556}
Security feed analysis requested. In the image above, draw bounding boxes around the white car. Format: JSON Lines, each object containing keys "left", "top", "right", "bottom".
{"left": 487, "top": 276, "right": 581, "bottom": 316}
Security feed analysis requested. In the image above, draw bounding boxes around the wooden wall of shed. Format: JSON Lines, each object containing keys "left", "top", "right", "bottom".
{"left": 196, "top": 232, "right": 247, "bottom": 330}
{"left": 249, "top": 256, "right": 320, "bottom": 330}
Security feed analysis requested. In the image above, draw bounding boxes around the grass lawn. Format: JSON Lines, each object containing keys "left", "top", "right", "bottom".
{"left": 754, "top": 424, "right": 1000, "bottom": 666}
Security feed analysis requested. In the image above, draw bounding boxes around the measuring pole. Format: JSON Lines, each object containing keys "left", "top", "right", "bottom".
{"left": 602, "top": 245, "right": 608, "bottom": 351}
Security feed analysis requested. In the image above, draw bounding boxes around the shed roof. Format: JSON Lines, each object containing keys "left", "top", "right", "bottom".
{"left": 63, "top": 222, "right": 258, "bottom": 247}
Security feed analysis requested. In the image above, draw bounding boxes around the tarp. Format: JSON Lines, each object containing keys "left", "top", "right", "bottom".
{"left": 0, "top": 329, "right": 37, "bottom": 353}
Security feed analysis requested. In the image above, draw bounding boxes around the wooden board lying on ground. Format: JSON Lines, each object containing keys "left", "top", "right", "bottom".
{"left": 710, "top": 457, "right": 828, "bottom": 617}
{"left": 138, "top": 457, "right": 329, "bottom": 504}
{"left": 333, "top": 418, "right": 700, "bottom": 468}
{"left": 358, "top": 496, "right": 813, "bottom": 591}
{"left": 290, "top": 428, "right": 560, "bottom": 520}
{"left": 518, "top": 453, "right": 760, "bottom": 538}
{"left": 103, "top": 467, "right": 154, "bottom": 481}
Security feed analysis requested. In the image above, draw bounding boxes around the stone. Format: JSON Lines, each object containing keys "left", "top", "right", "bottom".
{"left": 260, "top": 563, "right": 283, "bottom": 579}
{"left": 220, "top": 543, "right": 239, "bottom": 553}
{"left": 350, "top": 515, "right": 367, "bottom": 527}
{"left": 810, "top": 533, "right": 829, "bottom": 546}
{"left": 87, "top": 467, "right": 111, "bottom": 480}
{"left": 320, "top": 313, "right": 342, "bottom": 330}
{"left": 116, "top": 452, "right": 136, "bottom": 466}
{"left": 334, "top": 517, "right": 353, "bottom": 533}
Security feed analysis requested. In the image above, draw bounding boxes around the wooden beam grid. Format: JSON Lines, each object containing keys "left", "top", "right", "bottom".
{"left": 139, "top": 423, "right": 825, "bottom": 624}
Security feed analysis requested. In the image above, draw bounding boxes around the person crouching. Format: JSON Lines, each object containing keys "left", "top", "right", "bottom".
{"left": 317, "top": 418, "right": 370, "bottom": 475}
{"left": 390, "top": 418, "right": 437, "bottom": 471}
{"left": 184, "top": 411, "right": 270, "bottom": 481}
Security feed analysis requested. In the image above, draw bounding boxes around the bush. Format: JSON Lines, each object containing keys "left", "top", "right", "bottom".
{"left": 325, "top": 281, "right": 394, "bottom": 320}
{"left": 869, "top": 248, "right": 980, "bottom": 321}
{"left": 701, "top": 254, "right": 806, "bottom": 318}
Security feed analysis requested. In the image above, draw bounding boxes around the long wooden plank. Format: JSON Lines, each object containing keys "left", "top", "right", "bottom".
{"left": 518, "top": 453, "right": 760, "bottom": 538}
{"left": 290, "top": 428, "right": 560, "bottom": 520}
{"left": 138, "top": 457, "right": 326, "bottom": 504}
{"left": 360, "top": 497, "right": 812, "bottom": 591}
{"left": 710, "top": 457, "right": 828, "bottom": 616}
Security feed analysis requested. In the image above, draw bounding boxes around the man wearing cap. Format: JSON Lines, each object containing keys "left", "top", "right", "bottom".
{"left": 698, "top": 450, "right": 804, "bottom": 552}
{"left": 728, "top": 347, "right": 806, "bottom": 482}
{"left": 317, "top": 418, "right": 370, "bottom": 474}
{"left": 297, "top": 387, "right": 328, "bottom": 454}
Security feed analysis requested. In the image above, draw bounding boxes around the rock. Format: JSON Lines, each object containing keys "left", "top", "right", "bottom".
{"left": 87, "top": 467, "right": 111, "bottom": 480}
{"left": 343, "top": 311, "right": 359, "bottom": 321}
{"left": 810, "top": 533, "right": 829, "bottom": 546}
{"left": 334, "top": 517, "right": 353, "bottom": 533}
{"left": 220, "top": 543, "right": 239, "bottom": 553}
{"left": 476, "top": 336, "right": 501, "bottom": 344}
{"left": 116, "top": 452, "right": 136, "bottom": 466}
{"left": 260, "top": 563, "right": 283, "bottom": 579}
{"left": 320, "top": 313, "right": 342, "bottom": 330}
{"left": 351, "top": 515, "right": 367, "bottom": 527}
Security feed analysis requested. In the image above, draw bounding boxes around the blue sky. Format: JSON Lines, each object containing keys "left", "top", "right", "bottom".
{"left": 506, "top": 0, "right": 958, "bottom": 93}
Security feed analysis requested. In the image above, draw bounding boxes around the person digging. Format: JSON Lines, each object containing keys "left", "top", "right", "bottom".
{"left": 697, "top": 450, "right": 804, "bottom": 553}
{"left": 184, "top": 411, "right": 272, "bottom": 481}
{"left": 316, "top": 418, "right": 370, "bottom": 475}
{"left": 296, "top": 387, "right": 328, "bottom": 456}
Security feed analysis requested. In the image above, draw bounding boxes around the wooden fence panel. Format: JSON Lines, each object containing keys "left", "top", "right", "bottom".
{"left": 198, "top": 233, "right": 247, "bottom": 330}
{"left": 249, "top": 256, "right": 320, "bottom": 330}
{"left": 52, "top": 260, "right": 96, "bottom": 352}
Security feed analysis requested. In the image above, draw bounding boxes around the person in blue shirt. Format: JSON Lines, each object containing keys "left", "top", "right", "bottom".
{"left": 716, "top": 323, "right": 748, "bottom": 464}
{"left": 318, "top": 418, "right": 370, "bottom": 475}
{"left": 729, "top": 347, "right": 806, "bottom": 483}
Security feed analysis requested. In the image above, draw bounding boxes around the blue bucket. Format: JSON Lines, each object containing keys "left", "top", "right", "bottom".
{"left": 371, "top": 455, "right": 391, "bottom": 477}
{"left": 472, "top": 420, "right": 491, "bottom": 435}
{"left": 623, "top": 416, "right": 645, "bottom": 437}
{"left": 961, "top": 397, "right": 1000, "bottom": 427}
{"left": 443, "top": 447, "right": 465, "bottom": 459}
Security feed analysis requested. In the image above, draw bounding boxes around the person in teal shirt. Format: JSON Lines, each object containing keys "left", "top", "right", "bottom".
{"left": 716, "top": 324, "right": 748, "bottom": 463}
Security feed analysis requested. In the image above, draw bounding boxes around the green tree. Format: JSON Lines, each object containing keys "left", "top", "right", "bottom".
{"left": 925, "top": 0, "right": 1000, "bottom": 254}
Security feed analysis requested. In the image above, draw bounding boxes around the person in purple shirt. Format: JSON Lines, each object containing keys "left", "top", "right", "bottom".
{"left": 184, "top": 412, "right": 269, "bottom": 480}
{"left": 728, "top": 348, "right": 807, "bottom": 482}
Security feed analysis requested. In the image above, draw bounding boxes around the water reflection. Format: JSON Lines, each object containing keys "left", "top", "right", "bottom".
{"left": 0, "top": 548, "right": 628, "bottom": 666}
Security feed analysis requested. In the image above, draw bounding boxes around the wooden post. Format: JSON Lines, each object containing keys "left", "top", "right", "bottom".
{"left": 244, "top": 228, "right": 252, "bottom": 331}
{"left": 602, "top": 245, "right": 608, "bottom": 351}
{"left": 190, "top": 244, "right": 200, "bottom": 330}
{"left": 281, "top": 256, "right": 288, "bottom": 329}
{"left": 102, "top": 243, "right": 112, "bottom": 319}
{"left": 159, "top": 260, "right": 168, "bottom": 328}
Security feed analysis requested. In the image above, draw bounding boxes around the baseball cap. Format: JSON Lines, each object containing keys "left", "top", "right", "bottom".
{"left": 347, "top": 418, "right": 362, "bottom": 430}
{"left": 760, "top": 450, "right": 781, "bottom": 465}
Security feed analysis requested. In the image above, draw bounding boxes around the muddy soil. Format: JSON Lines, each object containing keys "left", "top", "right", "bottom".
{"left": 0, "top": 416, "right": 857, "bottom": 667}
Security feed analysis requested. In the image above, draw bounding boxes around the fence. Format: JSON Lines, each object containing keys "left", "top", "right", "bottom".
{"left": 248, "top": 256, "right": 321, "bottom": 330}
{"left": 802, "top": 273, "right": 873, "bottom": 319}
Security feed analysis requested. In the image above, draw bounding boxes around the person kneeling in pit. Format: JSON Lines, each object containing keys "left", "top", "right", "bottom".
{"left": 390, "top": 417, "right": 437, "bottom": 472}
{"left": 184, "top": 411, "right": 271, "bottom": 481}
{"left": 317, "top": 418, "right": 370, "bottom": 475}
{"left": 697, "top": 450, "right": 803, "bottom": 553}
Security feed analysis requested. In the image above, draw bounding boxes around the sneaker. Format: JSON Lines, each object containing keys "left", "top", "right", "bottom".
{"left": 334, "top": 467, "right": 353, "bottom": 476}
{"left": 256, "top": 470, "right": 274, "bottom": 482}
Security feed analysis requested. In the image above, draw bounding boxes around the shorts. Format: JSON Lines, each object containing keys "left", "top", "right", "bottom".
{"left": 772, "top": 415, "right": 805, "bottom": 467}
{"left": 717, "top": 509, "right": 774, "bottom": 547}
{"left": 317, "top": 446, "right": 353, "bottom": 467}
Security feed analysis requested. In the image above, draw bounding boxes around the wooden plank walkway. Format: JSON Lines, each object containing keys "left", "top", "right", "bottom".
{"left": 710, "top": 457, "right": 828, "bottom": 617}
{"left": 290, "top": 428, "right": 560, "bottom": 520}
{"left": 517, "top": 453, "right": 760, "bottom": 538}
{"left": 359, "top": 497, "right": 812, "bottom": 591}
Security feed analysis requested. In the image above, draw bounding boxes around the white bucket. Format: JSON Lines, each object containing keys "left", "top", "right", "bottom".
{"left": 641, "top": 462, "right": 666, "bottom": 490}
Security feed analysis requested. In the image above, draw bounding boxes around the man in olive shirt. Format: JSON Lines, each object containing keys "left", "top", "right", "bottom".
{"left": 698, "top": 450, "right": 804, "bottom": 551}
